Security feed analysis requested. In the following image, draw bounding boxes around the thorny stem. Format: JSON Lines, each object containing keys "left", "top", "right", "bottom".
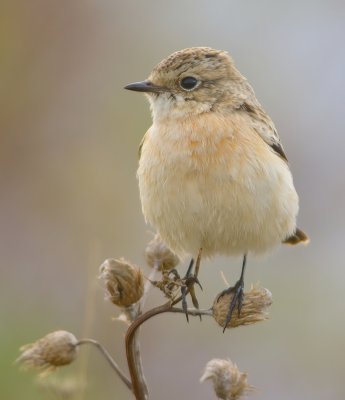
{"left": 77, "top": 338, "right": 132, "bottom": 391}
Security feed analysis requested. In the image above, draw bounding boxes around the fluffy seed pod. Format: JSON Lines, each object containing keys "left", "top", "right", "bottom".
{"left": 99, "top": 258, "right": 144, "bottom": 307}
{"left": 145, "top": 234, "right": 179, "bottom": 271}
{"left": 200, "top": 358, "right": 253, "bottom": 400}
{"left": 16, "top": 331, "right": 79, "bottom": 374}
{"left": 213, "top": 285, "right": 272, "bottom": 329}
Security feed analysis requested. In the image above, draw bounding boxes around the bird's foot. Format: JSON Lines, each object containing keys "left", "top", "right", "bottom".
{"left": 181, "top": 249, "right": 203, "bottom": 322}
{"left": 217, "top": 277, "right": 244, "bottom": 332}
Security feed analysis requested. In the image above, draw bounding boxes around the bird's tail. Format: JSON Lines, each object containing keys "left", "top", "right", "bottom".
{"left": 283, "top": 227, "right": 309, "bottom": 245}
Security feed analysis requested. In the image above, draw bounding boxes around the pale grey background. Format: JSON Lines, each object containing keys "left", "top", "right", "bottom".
{"left": 1, "top": 1, "right": 344, "bottom": 399}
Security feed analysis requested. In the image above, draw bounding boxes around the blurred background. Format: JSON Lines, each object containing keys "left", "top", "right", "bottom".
{"left": 1, "top": 0, "right": 345, "bottom": 399}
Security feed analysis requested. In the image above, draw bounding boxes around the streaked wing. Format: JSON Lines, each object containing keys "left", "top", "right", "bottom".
{"left": 239, "top": 102, "right": 309, "bottom": 245}
{"left": 240, "top": 102, "right": 288, "bottom": 163}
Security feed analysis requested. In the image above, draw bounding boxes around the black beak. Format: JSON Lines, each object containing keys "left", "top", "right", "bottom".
{"left": 124, "top": 80, "right": 163, "bottom": 93}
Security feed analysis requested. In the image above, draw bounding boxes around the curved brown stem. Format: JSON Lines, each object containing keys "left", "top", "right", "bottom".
{"left": 126, "top": 262, "right": 160, "bottom": 399}
{"left": 125, "top": 298, "right": 211, "bottom": 400}
{"left": 126, "top": 253, "right": 205, "bottom": 400}
{"left": 125, "top": 302, "right": 171, "bottom": 400}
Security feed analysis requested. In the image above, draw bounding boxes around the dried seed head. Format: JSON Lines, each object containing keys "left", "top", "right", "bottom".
{"left": 99, "top": 258, "right": 144, "bottom": 307}
{"left": 213, "top": 285, "right": 272, "bottom": 329}
{"left": 200, "top": 358, "right": 253, "bottom": 400}
{"left": 145, "top": 234, "right": 179, "bottom": 271}
{"left": 16, "top": 331, "right": 79, "bottom": 374}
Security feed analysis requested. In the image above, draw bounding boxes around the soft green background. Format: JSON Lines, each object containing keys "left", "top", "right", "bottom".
{"left": 1, "top": 1, "right": 345, "bottom": 399}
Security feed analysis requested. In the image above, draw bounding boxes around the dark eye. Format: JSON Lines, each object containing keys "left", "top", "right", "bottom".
{"left": 180, "top": 76, "right": 199, "bottom": 91}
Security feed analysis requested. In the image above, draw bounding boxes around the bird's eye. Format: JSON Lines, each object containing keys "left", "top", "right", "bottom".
{"left": 179, "top": 76, "right": 199, "bottom": 91}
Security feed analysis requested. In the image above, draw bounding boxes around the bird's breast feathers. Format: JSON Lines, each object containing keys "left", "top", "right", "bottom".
{"left": 137, "top": 112, "right": 299, "bottom": 257}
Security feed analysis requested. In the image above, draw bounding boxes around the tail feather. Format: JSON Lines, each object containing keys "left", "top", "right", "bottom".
{"left": 283, "top": 227, "right": 309, "bottom": 245}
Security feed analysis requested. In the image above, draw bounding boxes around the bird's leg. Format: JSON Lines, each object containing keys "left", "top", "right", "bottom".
{"left": 193, "top": 248, "right": 203, "bottom": 291}
{"left": 181, "top": 258, "right": 194, "bottom": 322}
{"left": 181, "top": 248, "right": 203, "bottom": 321}
{"left": 217, "top": 254, "right": 247, "bottom": 332}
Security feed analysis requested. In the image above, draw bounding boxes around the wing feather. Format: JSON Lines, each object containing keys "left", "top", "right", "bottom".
{"left": 239, "top": 102, "right": 288, "bottom": 163}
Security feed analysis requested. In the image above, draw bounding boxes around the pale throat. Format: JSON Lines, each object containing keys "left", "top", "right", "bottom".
{"left": 148, "top": 92, "right": 213, "bottom": 123}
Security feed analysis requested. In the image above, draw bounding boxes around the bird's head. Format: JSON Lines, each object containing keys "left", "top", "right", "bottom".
{"left": 125, "top": 47, "right": 253, "bottom": 122}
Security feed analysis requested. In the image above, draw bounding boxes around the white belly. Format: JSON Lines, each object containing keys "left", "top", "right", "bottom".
{"left": 137, "top": 124, "right": 299, "bottom": 258}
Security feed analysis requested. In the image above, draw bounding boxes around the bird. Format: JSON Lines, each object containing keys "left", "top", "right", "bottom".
{"left": 124, "top": 47, "right": 308, "bottom": 327}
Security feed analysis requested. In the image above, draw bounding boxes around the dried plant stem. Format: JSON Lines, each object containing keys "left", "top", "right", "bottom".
{"left": 77, "top": 339, "right": 132, "bottom": 391}
{"left": 168, "top": 307, "right": 212, "bottom": 317}
{"left": 130, "top": 329, "right": 149, "bottom": 400}
{"left": 126, "top": 255, "right": 204, "bottom": 400}
{"left": 126, "top": 302, "right": 172, "bottom": 400}
{"left": 125, "top": 300, "right": 212, "bottom": 400}
{"left": 126, "top": 263, "right": 159, "bottom": 400}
